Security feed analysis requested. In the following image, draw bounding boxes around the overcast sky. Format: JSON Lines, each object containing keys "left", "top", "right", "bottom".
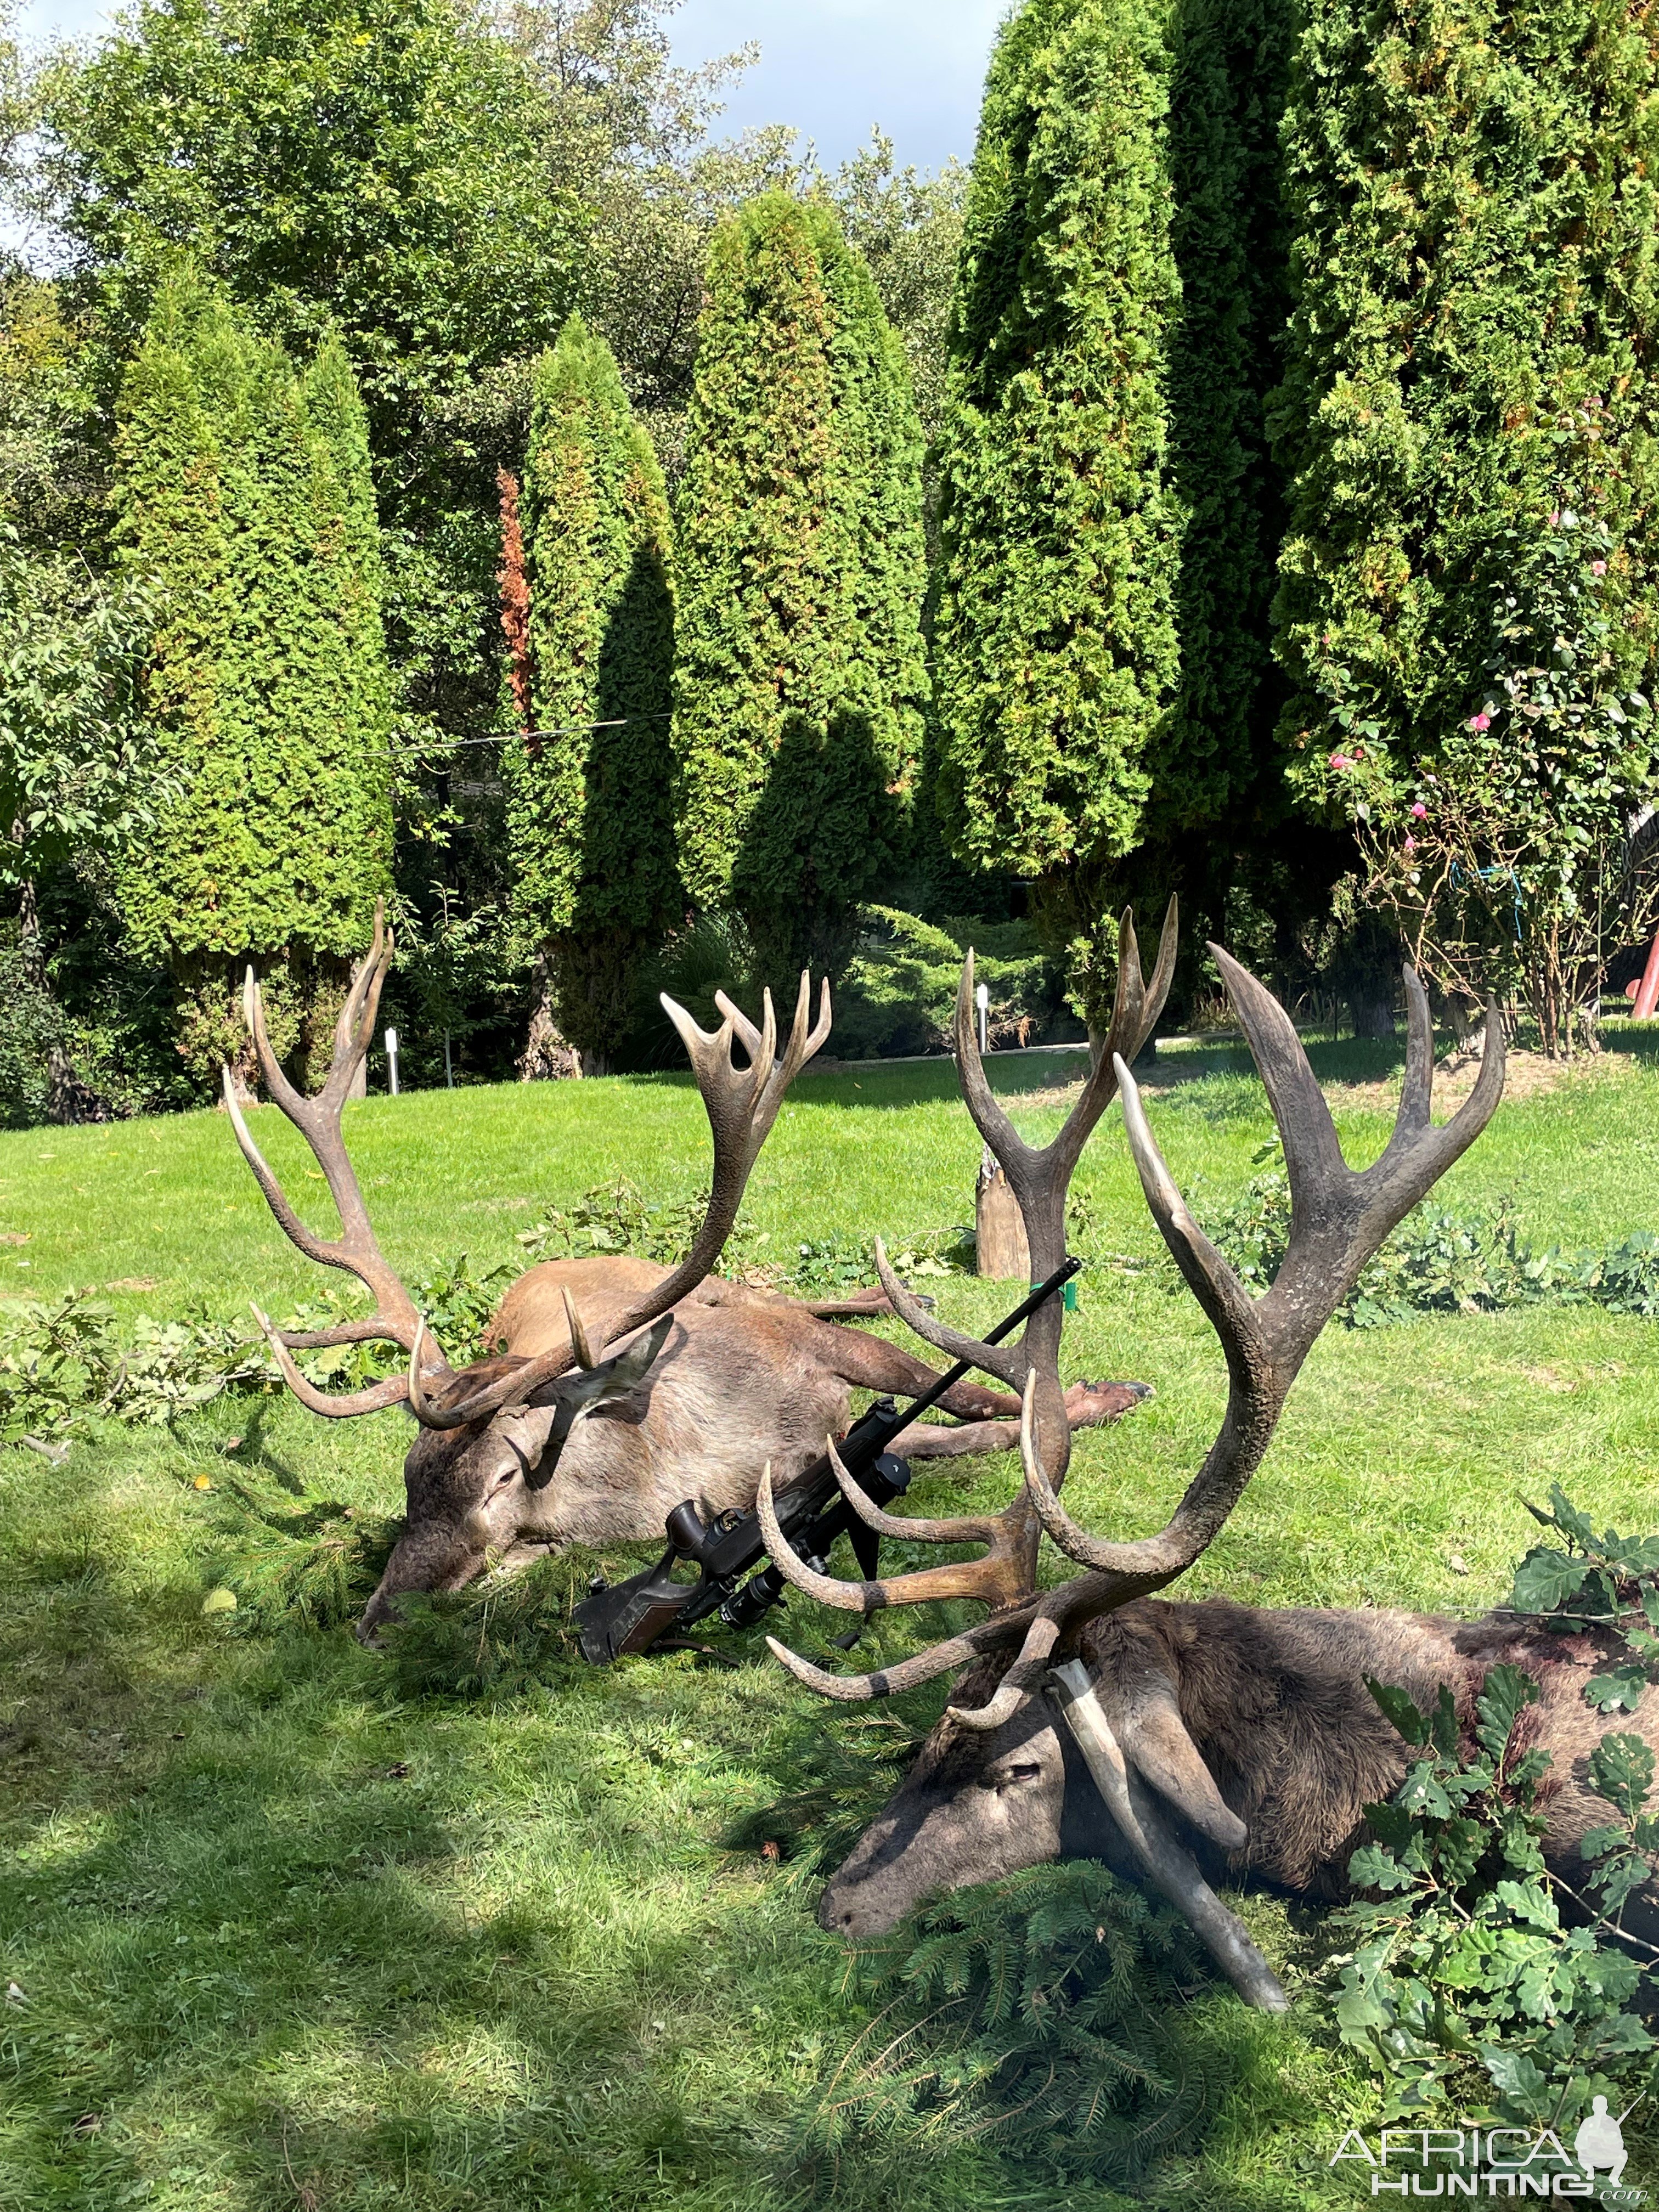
{"left": 14, "top": 0, "right": 1007, "bottom": 176}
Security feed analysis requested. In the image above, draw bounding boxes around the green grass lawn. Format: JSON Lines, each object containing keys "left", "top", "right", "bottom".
{"left": 2, "top": 1032, "right": 1658, "bottom": 2209}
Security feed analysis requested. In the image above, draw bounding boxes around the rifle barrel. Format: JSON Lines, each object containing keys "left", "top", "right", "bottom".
{"left": 868, "top": 1255, "right": 1081, "bottom": 1443}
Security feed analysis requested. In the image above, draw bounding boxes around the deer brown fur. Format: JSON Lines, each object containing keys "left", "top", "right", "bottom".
{"left": 361, "top": 1252, "right": 1143, "bottom": 1639}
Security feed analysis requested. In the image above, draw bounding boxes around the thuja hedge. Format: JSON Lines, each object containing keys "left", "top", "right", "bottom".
{"left": 672, "top": 193, "right": 928, "bottom": 992}
{"left": 506, "top": 315, "right": 678, "bottom": 1073}
{"left": 114, "top": 276, "right": 393, "bottom": 1083}
{"left": 927, "top": 0, "right": 1183, "bottom": 1028}
{"left": 1271, "top": 0, "right": 1659, "bottom": 817}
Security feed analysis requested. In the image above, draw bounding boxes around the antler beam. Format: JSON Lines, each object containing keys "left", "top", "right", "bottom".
{"left": 766, "top": 939, "right": 1505, "bottom": 1717}
{"left": 406, "top": 973, "right": 833, "bottom": 1430}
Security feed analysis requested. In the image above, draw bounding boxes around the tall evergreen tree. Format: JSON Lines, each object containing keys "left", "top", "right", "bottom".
{"left": 505, "top": 314, "right": 677, "bottom": 1075}
{"left": 1271, "top": 0, "right": 1659, "bottom": 1043}
{"left": 115, "top": 277, "right": 394, "bottom": 1087}
{"left": 1159, "top": 0, "right": 1294, "bottom": 860}
{"left": 672, "top": 193, "right": 928, "bottom": 991}
{"left": 929, "top": 0, "right": 1182, "bottom": 1030}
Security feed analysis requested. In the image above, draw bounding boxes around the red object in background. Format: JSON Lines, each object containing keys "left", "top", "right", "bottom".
{"left": 1632, "top": 929, "right": 1659, "bottom": 1019}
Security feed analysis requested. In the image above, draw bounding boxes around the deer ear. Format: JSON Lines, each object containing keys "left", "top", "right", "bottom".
{"left": 1119, "top": 1687, "right": 1248, "bottom": 1853}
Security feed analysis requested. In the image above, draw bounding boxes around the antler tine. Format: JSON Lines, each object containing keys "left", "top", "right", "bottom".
{"left": 226, "top": 912, "right": 448, "bottom": 1426}
{"left": 757, "top": 1458, "right": 1034, "bottom": 1618}
{"left": 1048, "top": 896, "right": 1180, "bottom": 1182}
{"left": 1212, "top": 945, "right": 1505, "bottom": 1343}
{"left": 248, "top": 1302, "right": 416, "bottom": 1421}
{"left": 946, "top": 1616, "right": 1061, "bottom": 1730}
{"left": 318, "top": 899, "right": 392, "bottom": 1109}
{"left": 411, "top": 977, "right": 834, "bottom": 1430}
{"left": 765, "top": 1617, "right": 1013, "bottom": 1702}
{"left": 1116, "top": 1053, "right": 1263, "bottom": 1360}
{"left": 822, "top": 1432, "right": 1008, "bottom": 1543}
{"left": 1387, "top": 965, "right": 1435, "bottom": 1146}
{"left": 871, "top": 1237, "right": 1025, "bottom": 1389}
{"left": 562, "top": 1286, "right": 601, "bottom": 1370}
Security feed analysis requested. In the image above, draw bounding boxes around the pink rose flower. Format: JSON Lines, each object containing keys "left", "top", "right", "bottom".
{"left": 1328, "top": 751, "right": 1354, "bottom": 770}
{"left": 1593, "top": 560, "right": 1607, "bottom": 576}
{"left": 1468, "top": 712, "right": 1491, "bottom": 731}
{"left": 1410, "top": 801, "right": 1427, "bottom": 818}
{"left": 1403, "top": 836, "right": 1417, "bottom": 854}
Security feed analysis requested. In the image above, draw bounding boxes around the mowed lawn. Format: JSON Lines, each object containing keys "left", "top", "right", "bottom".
{"left": 2, "top": 1029, "right": 1658, "bottom": 2211}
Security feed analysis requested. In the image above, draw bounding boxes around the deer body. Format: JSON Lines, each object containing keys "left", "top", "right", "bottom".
{"left": 363, "top": 1252, "right": 1144, "bottom": 1638}
{"left": 221, "top": 932, "right": 1146, "bottom": 1646}
{"left": 819, "top": 1597, "right": 1659, "bottom": 1943}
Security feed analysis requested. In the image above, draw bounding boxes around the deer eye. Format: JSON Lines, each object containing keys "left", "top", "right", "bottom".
{"left": 993, "top": 1761, "right": 1043, "bottom": 1795}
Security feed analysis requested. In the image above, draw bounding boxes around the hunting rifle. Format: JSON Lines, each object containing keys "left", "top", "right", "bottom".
{"left": 573, "top": 1257, "right": 1084, "bottom": 1664}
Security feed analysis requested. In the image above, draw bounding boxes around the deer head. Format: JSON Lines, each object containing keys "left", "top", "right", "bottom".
{"left": 224, "top": 904, "right": 831, "bottom": 1637}
{"left": 758, "top": 908, "right": 1505, "bottom": 2002}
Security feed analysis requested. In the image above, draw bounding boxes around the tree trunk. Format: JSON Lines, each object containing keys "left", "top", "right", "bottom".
{"left": 520, "top": 969, "right": 582, "bottom": 1080}
{"left": 16, "top": 871, "right": 105, "bottom": 1124}
{"left": 976, "top": 1143, "right": 1030, "bottom": 1280}
{"left": 1346, "top": 988, "right": 1396, "bottom": 1040}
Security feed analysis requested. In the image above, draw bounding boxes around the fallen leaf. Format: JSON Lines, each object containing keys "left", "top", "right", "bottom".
{"left": 5, "top": 1982, "right": 24, "bottom": 2007}
{"left": 0, "top": 1232, "right": 29, "bottom": 1246}
{"left": 1448, "top": 1553, "right": 1470, "bottom": 1576}
{"left": 201, "top": 1587, "right": 237, "bottom": 1614}
{"left": 760, "top": 1839, "right": 780, "bottom": 1861}
{"left": 192, "top": 1474, "right": 213, "bottom": 1492}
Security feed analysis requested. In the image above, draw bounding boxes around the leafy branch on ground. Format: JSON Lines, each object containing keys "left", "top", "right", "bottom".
{"left": 1509, "top": 1485, "right": 1659, "bottom": 1721}
{"left": 1198, "top": 1144, "right": 1659, "bottom": 1325}
{"left": 1330, "top": 1663, "right": 1656, "bottom": 2129}
{"left": 517, "top": 1174, "right": 973, "bottom": 1290}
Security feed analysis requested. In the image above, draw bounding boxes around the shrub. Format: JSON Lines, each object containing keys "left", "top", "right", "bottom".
{"left": 830, "top": 907, "right": 1070, "bottom": 1060}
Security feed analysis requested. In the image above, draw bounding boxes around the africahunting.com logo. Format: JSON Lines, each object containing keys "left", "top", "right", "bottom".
{"left": 1330, "top": 2108, "right": 1644, "bottom": 2201}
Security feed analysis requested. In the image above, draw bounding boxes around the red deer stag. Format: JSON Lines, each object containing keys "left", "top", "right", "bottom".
{"left": 225, "top": 910, "right": 1147, "bottom": 1641}
{"left": 757, "top": 911, "right": 1515, "bottom": 2009}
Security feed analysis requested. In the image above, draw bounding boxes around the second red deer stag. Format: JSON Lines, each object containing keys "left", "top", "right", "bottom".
{"left": 756, "top": 906, "right": 1530, "bottom": 2008}
{"left": 225, "top": 910, "right": 1146, "bottom": 1641}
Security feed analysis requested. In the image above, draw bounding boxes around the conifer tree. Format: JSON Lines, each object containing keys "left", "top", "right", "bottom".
{"left": 115, "top": 276, "right": 393, "bottom": 1086}
{"left": 672, "top": 193, "right": 928, "bottom": 991}
{"left": 505, "top": 314, "right": 678, "bottom": 1075}
{"left": 1271, "top": 0, "right": 1659, "bottom": 1046}
{"left": 929, "top": 0, "right": 1182, "bottom": 1029}
{"left": 1159, "top": 0, "right": 1293, "bottom": 855}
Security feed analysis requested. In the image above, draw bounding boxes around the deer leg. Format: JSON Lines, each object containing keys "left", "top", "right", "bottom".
{"left": 894, "top": 1381, "right": 1149, "bottom": 1459}
{"left": 814, "top": 1323, "right": 1027, "bottom": 1419}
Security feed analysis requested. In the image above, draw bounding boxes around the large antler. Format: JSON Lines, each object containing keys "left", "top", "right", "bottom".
{"left": 405, "top": 973, "right": 833, "bottom": 1430}
{"left": 755, "top": 904, "right": 1178, "bottom": 1650}
{"left": 764, "top": 943, "right": 1504, "bottom": 1729}
{"left": 226, "top": 903, "right": 445, "bottom": 1418}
